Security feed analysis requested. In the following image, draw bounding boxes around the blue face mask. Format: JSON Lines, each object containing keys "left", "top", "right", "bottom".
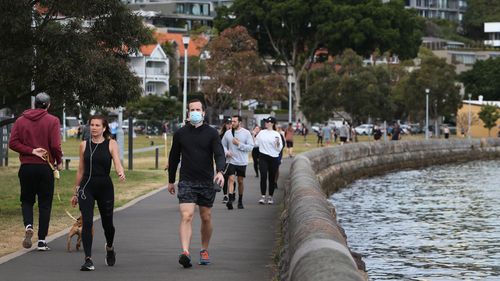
{"left": 189, "top": 111, "right": 203, "bottom": 125}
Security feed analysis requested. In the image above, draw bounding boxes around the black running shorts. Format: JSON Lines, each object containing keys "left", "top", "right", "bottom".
{"left": 225, "top": 164, "right": 246, "bottom": 177}
{"left": 177, "top": 181, "right": 216, "bottom": 208}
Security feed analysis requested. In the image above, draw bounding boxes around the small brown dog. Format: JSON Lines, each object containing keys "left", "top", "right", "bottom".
{"left": 67, "top": 216, "right": 94, "bottom": 252}
{"left": 67, "top": 216, "right": 83, "bottom": 252}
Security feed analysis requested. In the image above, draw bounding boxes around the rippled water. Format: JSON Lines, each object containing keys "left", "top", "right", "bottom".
{"left": 329, "top": 160, "right": 500, "bottom": 281}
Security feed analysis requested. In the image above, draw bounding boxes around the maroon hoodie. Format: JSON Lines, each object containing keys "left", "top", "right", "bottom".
{"left": 9, "top": 109, "right": 63, "bottom": 165}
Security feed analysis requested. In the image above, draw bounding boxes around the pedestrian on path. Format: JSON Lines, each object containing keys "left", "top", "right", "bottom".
{"left": 168, "top": 99, "right": 225, "bottom": 268}
{"left": 251, "top": 125, "right": 261, "bottom": 177}
{"left": 255, "top": 116, "right": 283, "bottom": 205}
{"left": 71, "top": 115, "right": 126, "bottom": 271}
{"left": 284, "top": 122, "right": 294, "bottom": 157}
{"left": 221, "top": 115, "right": 254, "bottom": 210}
{"left": 219, "top": 117, "right": 233, "bottom": 204}
{"left": 9, "top": 92, "right": 63, "bottom": 252}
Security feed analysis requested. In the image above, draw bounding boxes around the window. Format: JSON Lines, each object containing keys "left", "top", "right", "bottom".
{"left": 146, "top": 83, "right": 156, "bottom": 93}
{"left": 452, "top": 54, "right": 475, "bottom": 65}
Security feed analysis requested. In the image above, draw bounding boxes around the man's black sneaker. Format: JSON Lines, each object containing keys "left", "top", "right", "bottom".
{"left": 237, "top": 201, "right": 244, "bottom": 209}
{"left": 105, "top": 244, "right": 116, "bottom": 266}
{"left": 37, "top": 241, "right": 50, "bottom": 251}
{"left": 226, "top": 194, "right": 235, "bottom": 210}
{"left": 23, "top": 227, "right": 33, "bottom": 249}
{"left": 80, "top": 258, "right": 95, "bottom": 271}
{"left": 179, "top": 251, "right": 192, "bottom": 268}
{"left": 222, "top": 195, "right": 229, "bottom": 204}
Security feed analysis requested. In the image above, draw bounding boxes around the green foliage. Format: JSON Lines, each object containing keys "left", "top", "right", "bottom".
{"left": 301, "top": 66, "right": 341, "bottom": 123}
{"left": 302, "top": 49, "right": 394, "bottom": 123}
{"left": 126, "top": 95, "right": 182, "bottom": 122}
{"left": 0, "top": 0, "right": 153, "bottom": 115}
{"left": 459, "top": 57, "right": 500, "bottom": 101}
{"left": 397, "top": 56, "right": 461, "bottom": 122}
{"left": 463, "top": 0, "right": 500, "bottom": 40}
{"left": 478, "top": 104, "right": 500, "bottom": 136}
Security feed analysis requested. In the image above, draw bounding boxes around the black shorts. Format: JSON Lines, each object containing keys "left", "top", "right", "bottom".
{"left": 225, "top": 164, "right": 246, "bottom": 177}
{"left": 340, "top": 137, "right": 347, "bottom": 142}
{"left": 177, "top": 181, "right": 216, "bottom": 208}
{"left": 286, "top": 140, "right": 294, "bottom": 148}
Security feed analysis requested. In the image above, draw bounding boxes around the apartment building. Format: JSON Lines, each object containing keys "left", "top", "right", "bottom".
{"left": 123, "top": 0, "right": 233, "bottom": 31}
{"left": 484, "top": 22, "right": 500, "bottom": 48}
{"left": 382, "top": 0, "right": 467, "bottom": 22}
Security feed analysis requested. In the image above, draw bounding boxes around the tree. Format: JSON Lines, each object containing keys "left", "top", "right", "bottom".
{"left": 478, "top": 104, "right": 500, "bottom": 137}
{"left": 456, "top": 111, "right": 479, "bottom": 136}
{"left": 0, "top": 0, "right": 153, "bottom": 116}
{"left": 397, "top": 55, "right": 461, "bottom": 125}
{"left": 215, "top": 0, "right": 423, "bottom": 122}
{"left": 463, "top": 0, "right": 500, "bottom": 40}
{"left": 301, "top": 66, "right": 341, "bottom": 123}
{"left": 459, "top": 57, "right": 500, "bottom": 101}
{"left": 301, "top": 49, "right": 394, "bottom": 124}
{"left": 126, "top": 95, "right": 183, "bottom": 126}
{"left": 203, "top": 26, "right": 285, "bottom": 122}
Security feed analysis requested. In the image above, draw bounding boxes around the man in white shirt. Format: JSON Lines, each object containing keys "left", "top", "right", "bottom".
{"left": 221, "top": 115, "right": 254, "bottom": 209}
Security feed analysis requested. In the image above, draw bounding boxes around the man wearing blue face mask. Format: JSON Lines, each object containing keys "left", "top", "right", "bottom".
{"left": 167, "top": 98, "right": 226, "bottom": 268}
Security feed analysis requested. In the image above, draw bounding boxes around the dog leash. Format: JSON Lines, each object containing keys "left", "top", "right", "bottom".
{"left": 45, "top": 153, "right": 79, "bottom": 221}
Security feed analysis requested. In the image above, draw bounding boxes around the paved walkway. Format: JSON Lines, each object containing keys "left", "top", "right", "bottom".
{"left": 0, "top": 159, "right": 291, "bottom": 281}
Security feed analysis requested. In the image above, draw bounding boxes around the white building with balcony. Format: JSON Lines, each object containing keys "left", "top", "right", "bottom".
{"left": 484, "top": 22, "right": 500, "bottom": 48}
{"left": 129, "top": 43, "right": 170, "bottom": 96}
{"left": 123, "top": 0, "right": 233, "bottom": 30}
{"left": 382, "top": 0, "right": 467, "bottom": 23}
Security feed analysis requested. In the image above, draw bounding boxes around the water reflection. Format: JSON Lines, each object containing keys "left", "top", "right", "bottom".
{"left": 329, "top": 160, "right": 500, "bottom": 280}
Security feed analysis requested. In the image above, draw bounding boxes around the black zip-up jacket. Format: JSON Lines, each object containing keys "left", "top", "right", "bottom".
{"left": 168, "top": 123, "right": 225, "bottom": 184}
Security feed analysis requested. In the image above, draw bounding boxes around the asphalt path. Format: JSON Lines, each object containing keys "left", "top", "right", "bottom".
{"left": 0, "top": 158, "right": 291, "bottom": 281}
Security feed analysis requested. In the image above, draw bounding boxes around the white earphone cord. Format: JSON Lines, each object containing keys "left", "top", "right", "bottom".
{"left": 77, "top": 142, "right": 99, "bottom": 200}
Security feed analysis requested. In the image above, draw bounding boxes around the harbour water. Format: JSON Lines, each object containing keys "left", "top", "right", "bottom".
{"left": 329, "top": 160, "right": 500, "bottom": 280}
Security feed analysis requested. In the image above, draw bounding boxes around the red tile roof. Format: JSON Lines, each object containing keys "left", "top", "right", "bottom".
{"left": 154, "top": 32, "right": 208, "bottom": 57}
{"left": 140, "top": 44, "right": 157, "bottom": 56}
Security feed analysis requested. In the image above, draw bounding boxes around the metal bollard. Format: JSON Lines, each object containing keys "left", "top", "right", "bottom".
{"left": 155, "top": 148, "right": 159, "bottom": 169}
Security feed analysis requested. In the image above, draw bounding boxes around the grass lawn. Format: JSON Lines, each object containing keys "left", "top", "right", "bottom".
{"left": 1, "top": 132, "right": 431, "bottom": 257}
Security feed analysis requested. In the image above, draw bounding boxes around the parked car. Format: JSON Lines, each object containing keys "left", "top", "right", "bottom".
{"left": 354, "top": 124, "right": 374, "bottom": 135}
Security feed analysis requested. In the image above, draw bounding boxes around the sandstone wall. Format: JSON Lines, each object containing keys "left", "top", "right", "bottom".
{"left": 280, "top": 138, "right": 500, "bottom": 281}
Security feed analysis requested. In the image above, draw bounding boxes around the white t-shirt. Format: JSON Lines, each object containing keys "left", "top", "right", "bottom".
{"left": 255, "top": 129, "right": 283, "bottom": 158}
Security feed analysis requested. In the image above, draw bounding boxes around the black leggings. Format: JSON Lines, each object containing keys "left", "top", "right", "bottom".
{"left": 258, "top": 153, "right": 279, "bottom": 196}
{"left": 78, "top": 176, "right": 115, "bottom": 258}
{"left": 252, "top": 147, "right": 259, "bottom": 175}
{"left": 18, "top": 164, "right": 54, "bottom": 240}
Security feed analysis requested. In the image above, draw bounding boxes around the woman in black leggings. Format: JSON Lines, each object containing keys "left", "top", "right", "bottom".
{"left": 251, "top": 125, "right": 261, "bottom": 177}
{"left": 71, "top": 115, "right": 125, "bottom": 271}
{"left": 255, "top": 117, "right": 283, "bottom": 205}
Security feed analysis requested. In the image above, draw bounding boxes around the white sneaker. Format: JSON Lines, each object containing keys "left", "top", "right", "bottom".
{"left": 258, "top": 196, "right": 266, "bottom": 204}
{"left": 267, "top": 197, "right": 274, "bottom": 205}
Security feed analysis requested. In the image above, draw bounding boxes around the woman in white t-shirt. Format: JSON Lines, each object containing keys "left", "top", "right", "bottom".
{"left": 255, "top": 117, "right": 283, "bottom": 205}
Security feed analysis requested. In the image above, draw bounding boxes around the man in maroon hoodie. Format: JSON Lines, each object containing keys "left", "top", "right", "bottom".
{"left": 9, "top": 92, "right": 63, "bottom": 251}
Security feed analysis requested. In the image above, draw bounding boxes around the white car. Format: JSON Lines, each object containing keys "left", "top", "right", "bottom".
{"left": 354, "top": 124, "right": 374, "bottom": 135}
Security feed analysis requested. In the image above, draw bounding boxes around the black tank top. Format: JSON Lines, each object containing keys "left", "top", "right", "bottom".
{"left": 83, "top": 139, "right": 112, "bottom": 177}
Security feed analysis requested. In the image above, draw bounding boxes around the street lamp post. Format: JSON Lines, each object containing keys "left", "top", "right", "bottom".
{"left": 182, "top": 35, "right": 190, "bottom": 125}
{"left": 288, "top": 73, "right": 292, "bottom": 123}
{"left": 468, "top": 93, "right": 472, "bottom": 139}
{"left": 425, "top": 88, "right": 430, "bottom": 140}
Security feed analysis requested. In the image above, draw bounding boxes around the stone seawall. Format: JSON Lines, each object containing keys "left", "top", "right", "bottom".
{"left": 280, "top": 138, "right": 500, "bottom": 281}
